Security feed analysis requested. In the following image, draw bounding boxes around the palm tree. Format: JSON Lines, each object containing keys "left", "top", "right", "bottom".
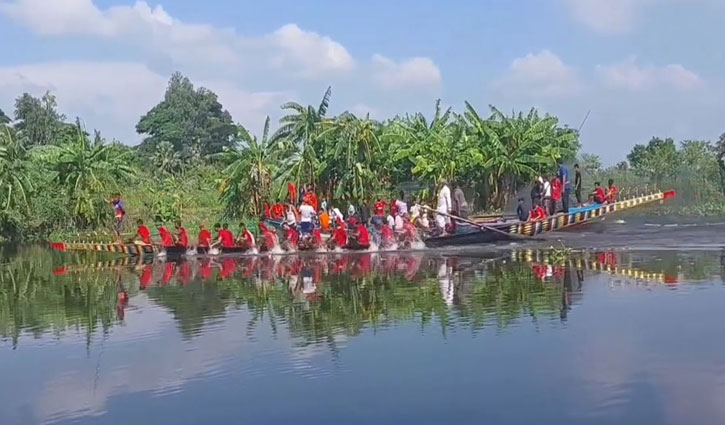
{"left": 217, "top": 118, "right": 281, "bottom": 218}
{"left": 272, "top": 86, "right": 332, "bottom": 187}
{"left": 0, "top": 126, "right": 34, "bottom": 213}
{"left": 319, "top": 112, "right": 381, "bottom": 200}
{"left": 37, "top": 123, "right": 136, "bottom": 226}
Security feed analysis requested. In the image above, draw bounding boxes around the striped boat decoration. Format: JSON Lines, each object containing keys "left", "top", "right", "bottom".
{"left": 508, "top": 191, "right": 674, "bottom": 237}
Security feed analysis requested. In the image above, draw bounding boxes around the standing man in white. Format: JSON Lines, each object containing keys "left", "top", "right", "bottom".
{"left": 436, "top": 180, "right": 452, "bottom": 232}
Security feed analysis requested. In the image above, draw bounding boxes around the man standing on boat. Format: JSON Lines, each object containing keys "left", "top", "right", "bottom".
{"left": 436, "top": 180, "right": 452, "bottom": 232}
{"left": 109, "top": 193, "right": 125, "bottom": 244}
{"left": 558, "top": 163, "right": 571, "bottom": 213}
{"left": 574, "top": 164, "right": 582, "bottom": 205}
{"left": 453, "top": 182, "right": 468, "bottom": 218}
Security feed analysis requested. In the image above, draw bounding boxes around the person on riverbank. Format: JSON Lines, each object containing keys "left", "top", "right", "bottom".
{"left": 109, "top": 193, "right": 125, "bottom": 244}
{"left": 606, "top": 179, "right": 619, "bottom": 203}
{"left": 454, "top": 182, "right": 468, "bottom": 218}
{"left": 198, "top": 224, "right": 212, "bottom": 248}
{"left": 574, "top": 164, "right": 582, "bottom": 205}
{"left": 132, "top": 219, "right": 152, "bottom": 245}
{"left": 436, "top": 180, "right": 452, "bottom": 232}
{"left": 174, "top": 221, "right": 188, "bottom": 248}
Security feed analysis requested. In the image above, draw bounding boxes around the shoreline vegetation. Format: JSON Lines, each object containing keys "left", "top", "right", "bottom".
{"left": 1, "top": 72, "right": 724, "bottom": 243}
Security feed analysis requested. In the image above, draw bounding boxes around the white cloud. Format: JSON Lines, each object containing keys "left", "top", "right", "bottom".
{"left": 495, "top": 50, "right": 584, "bottom": 97}
{"left": 561, "top": 0, "right": 651, "bottom": 34}
{"left": 371, "top": 54, "right": 442, "bottom": 90}
{"left": 596, "top": 57, "right": 703, "bottom": 91}
{"left": 0, "top": 61, "right": 285, "bottom": 143}
{"left": 0, "top": 0, "right": 354, "bottom": 79}
{"left": 348, "top": 103, "right": 381, "bottom": 118}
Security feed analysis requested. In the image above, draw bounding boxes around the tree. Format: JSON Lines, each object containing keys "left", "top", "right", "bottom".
{"left": 272, "top": 86, "right": 332, "bottom": 188}
{"left": 37, "top": 123, "right": 136, "bottom": 227}
{"left": 136, "top": 73, "right": 236, "bottom": 160}
{"left": 13, "top": 92, "right": 67, "bottom": 146}
{"left": 151, "top": 141, "right": 183, "bottom": 176}
{"left": 0, "top": 109, "right": 10, "bottom": 125}
{"left": 578, "top": 153, "right": 602, "bottom": 174}
{"left": 627, "top": 137, "right": 678, "bottom": 182}
{"left": 217, "top": 118, "right": 281, "bottom": 218}
{"left": 0, "top": 126, "right": 34, "bottom": 213}
{"left": 715, "top": 133, "right": 725, "bottom": 194}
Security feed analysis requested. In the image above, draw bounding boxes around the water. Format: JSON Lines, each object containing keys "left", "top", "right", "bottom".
{"left": 2, "top": 220, "right": 725, "bottom": 425}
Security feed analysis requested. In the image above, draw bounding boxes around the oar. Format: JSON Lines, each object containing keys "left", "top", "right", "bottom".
{"left": 421, "top": 206, "right": 534, "bottom": 240}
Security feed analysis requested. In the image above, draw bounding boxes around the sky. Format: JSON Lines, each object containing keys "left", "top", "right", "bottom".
{"left": 0, "top": 0, "right": 724, "bottom": 163}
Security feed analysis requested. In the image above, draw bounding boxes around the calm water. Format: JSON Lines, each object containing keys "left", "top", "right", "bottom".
{"left": 2, "top": 222, "right": 725, "bottom": 425}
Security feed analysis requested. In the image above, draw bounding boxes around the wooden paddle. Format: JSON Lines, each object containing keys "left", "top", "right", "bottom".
{"left": 421, "top": 206, "right": 534, "bottom": 240}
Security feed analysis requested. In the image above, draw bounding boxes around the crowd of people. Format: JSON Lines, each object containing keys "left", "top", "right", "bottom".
{"left": 519, "top": 163, "right": 619, "bottom": 222}
{"left": 108, "top": 164, "right": 619, "bottom": 249}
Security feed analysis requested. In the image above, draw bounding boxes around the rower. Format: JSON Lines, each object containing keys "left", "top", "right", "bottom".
{"left": 606, "top": 179, "right": 618, "bottom": 203}
{"left": 198, "top": 224, "right": 212, "bottom": 248}
{"left": 591, "top": 182, "right": 606, "bottom": 204}
{"left": 529, "top": 201, "right": 547, "bottom": 221}
{"left": 131, "top": 219, "right": 152, "bottom": 245}
{"left": 299, "top": 198, "right": 316, "bottom": 235}
{"left": 327, "top": 217, "right": 348, "bottom": 249}
{"left": 517, "top": 198, "right": 529, "bottom": 221}
{"left": 220, "top": 223, "right": 235, "bottom": 248}
{"left": 210, "top": 223, "right": 223, "bottom": 248}
{"left": 354, "top": 219, "right": 370, "bottom": 248}
{"left": 174, "top": 220, "right": 188, "bottom": 248}
{"left": 237, "top": 223, "right": 256, "bottom": 250}
{"left": 156, "top": 220, "right": 174, "bottom": 247}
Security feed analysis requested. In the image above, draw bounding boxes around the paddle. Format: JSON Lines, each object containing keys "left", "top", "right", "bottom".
{"left": 421, "top": 206, "right": 534, "bottom": 240}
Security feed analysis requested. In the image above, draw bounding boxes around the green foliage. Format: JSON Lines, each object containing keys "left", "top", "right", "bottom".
{"left": 578, "top": 153, "right": 602, "bottom": 174}
{"left": 13, "top": 92, "right": 69, "bottom": 146}
{"left": 627, "top": 137, "right": 679, "bottom": 182}
{"left": 136, "top": 72, "right": 236, "bottom": 160}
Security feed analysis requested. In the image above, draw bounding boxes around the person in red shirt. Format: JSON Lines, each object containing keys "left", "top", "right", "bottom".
{"left": 606, "top": 179, "right": 618, "bottom": 203}
{"left": 282, "top": 223, "right": 299, "bottom": 250}
{"left": 356, "top": 221, "right": 370, "bottom": 248}
{"left": 258, "top": 222, "right": 278, "bottom": 251}
{"left": 157, "top": 222, "right": 174, "bottom": 247}
{"left": 288, "top": 182, "right": 297, "bottom": 205}
{"left": 528, "top": 201, "right": 547, "bottom": 221}
{"left": 174, "top": 220, "right": 188, "bottom": 247}
{"left": 219, "top": 223, "right": 235, "bottom": 248}
{"left": 198, "top": 224, "right": 212, "bottom": 248}
{"left": 551, "top": 176, "right": 562, "bottom": 215}
{"left": 133, "top": 219, "right": 152, "bottom": 245}
{"left": 374, "top": 199, "right": 387, "bottom": 216}
{"left": 380, "top": 222, "right": 394, "bottom": 248}
{"left": 303, "top": 185, "right": 318, "bottom": 211}
{"left": 591, "top": 182, "right": 606, "bottom": 204}
{"left": 236, "top": 223, "right": 255, "bottom": 250}
{"left": 327, "top": 217, "right": 348, "bottom": 249}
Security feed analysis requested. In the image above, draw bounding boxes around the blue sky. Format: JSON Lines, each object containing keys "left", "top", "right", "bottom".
{"left": 1, "top": 0, "right": 724, "bottom": 163}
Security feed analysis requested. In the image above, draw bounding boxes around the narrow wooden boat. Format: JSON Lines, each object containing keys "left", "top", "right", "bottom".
{"left": 423, "top": 190, "right": 676, "bottom": 248}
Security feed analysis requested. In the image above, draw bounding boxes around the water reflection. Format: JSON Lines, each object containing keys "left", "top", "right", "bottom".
{"left": 2, "top": 247, "right": 725, "bottom": 425}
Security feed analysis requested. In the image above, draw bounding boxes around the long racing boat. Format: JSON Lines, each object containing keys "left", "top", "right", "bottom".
{"left": 49, "top": 191, "right": 675, "bottom": 257}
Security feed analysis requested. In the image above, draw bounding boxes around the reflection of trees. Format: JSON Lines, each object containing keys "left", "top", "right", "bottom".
{"left": 0, "top": 247, "right": 120, "bottom": 348}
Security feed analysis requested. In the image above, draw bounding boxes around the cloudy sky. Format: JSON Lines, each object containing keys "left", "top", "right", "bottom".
{"left": 0, "top": 0, "right": 723, "bottom": 163}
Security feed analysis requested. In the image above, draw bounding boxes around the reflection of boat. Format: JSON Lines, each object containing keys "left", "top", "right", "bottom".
{"left": 513, "top": 250, "right": 667, "bottom": 283}
{"left": 424, "top": 191, "right": 676, "bottom": 248}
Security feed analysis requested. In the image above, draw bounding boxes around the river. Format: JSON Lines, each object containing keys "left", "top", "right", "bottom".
{"left": 2, "top": 218, "right": 725, "bottom": 425}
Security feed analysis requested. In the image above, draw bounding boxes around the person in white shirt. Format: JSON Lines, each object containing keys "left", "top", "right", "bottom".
{"left": 395, "top": 191, "right": 408, "bottom": 216}
{"left": 409, "top": 196, "right": 420, "bottom": 222}
{"left": 387, "top": 209, "right": 395, "bottom": 229}
{"left": 542, "top": 175, "right": 552, "bottom": 214}
{"left": 298, "top": 200, "right": 316, "bottom": 234}
{"left": 436, "top": 180, "right": 452, "bottom": 231}
{"left": 285, "top": 204, "right": 297, "bottom": 227}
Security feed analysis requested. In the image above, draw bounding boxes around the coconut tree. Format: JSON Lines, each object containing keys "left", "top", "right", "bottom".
{"left": 217, "top": 117, "right": 281, "bottom": 218}
{"left": 272, "top": 86, "right": 332, "bottom": 187}
{"left": 36, "top": 123, "right": 136, "bottom": 227}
